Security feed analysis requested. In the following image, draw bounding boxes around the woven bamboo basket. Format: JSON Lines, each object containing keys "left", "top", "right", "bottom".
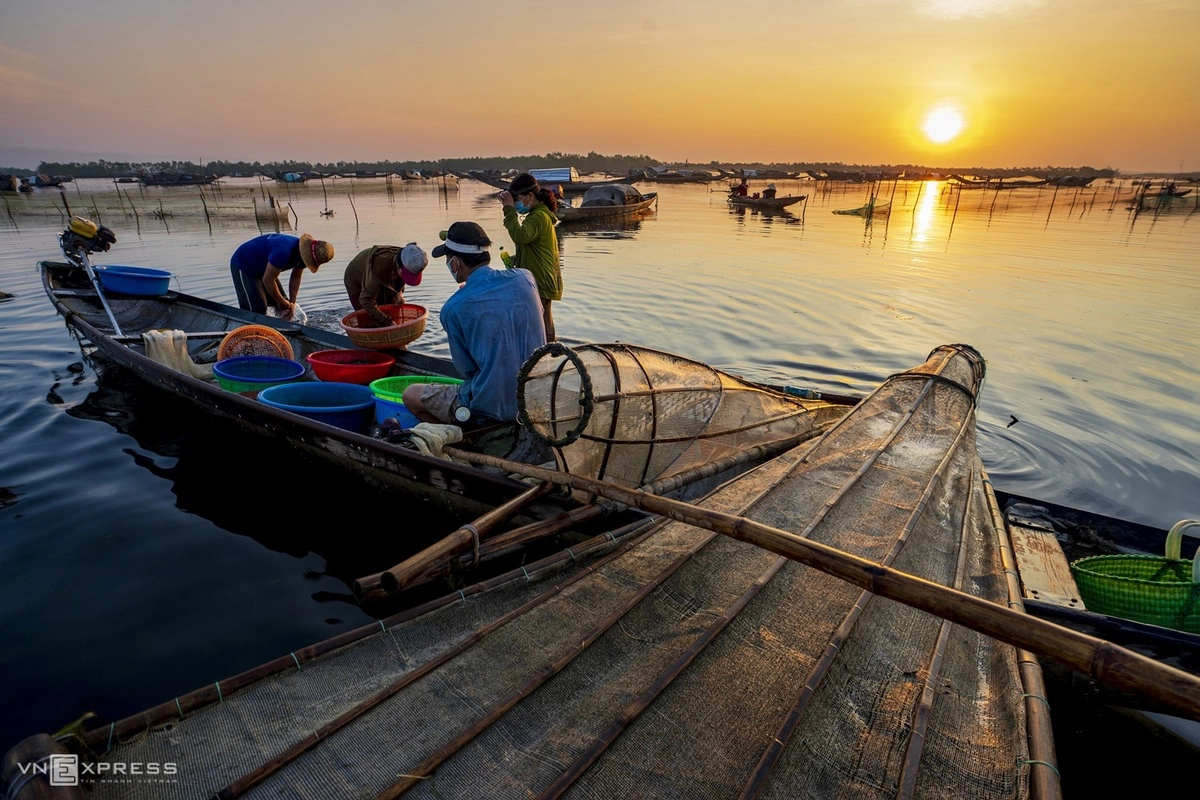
{"left": 340, "top": 304, "right": 427, "bottom": 350}
{"left": 218, "top": 325, "right": 295, "bottom": 360}
{"left": 1071, "top": 519, "right": 1200, "bottom": 633}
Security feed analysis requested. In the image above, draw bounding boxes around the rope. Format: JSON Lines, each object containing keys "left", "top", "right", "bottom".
{"left": 291, "top": 652, "right": 302, "bottom": 671}
{"left": 215, "top": 681, "right": 223, "bottom": 703}
{"left": 176, "top": 698, "right": 184, "bottom": 719}
{"left": 1020, "top": 692, "right": 1051, "bottom": 710}
{"left": 463, "top": 523, "right": 480, "bottom": 568}
{"left": 1019, "top": 758, "right": 1062, "bottom": 781}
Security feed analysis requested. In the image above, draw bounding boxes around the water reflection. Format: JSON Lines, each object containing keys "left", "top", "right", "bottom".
{"left": 558, "top": 214, "right": 652, "bottom": 240}
{"left": 60, "top": 361, "right": 458, "bottom": 610}
{"left": 728, "top": 204, "right": 802, "bottom": 228}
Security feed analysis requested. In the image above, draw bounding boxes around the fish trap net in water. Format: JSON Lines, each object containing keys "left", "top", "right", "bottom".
{"left": 516, "top": 342, "right": 845, "bottom": 490}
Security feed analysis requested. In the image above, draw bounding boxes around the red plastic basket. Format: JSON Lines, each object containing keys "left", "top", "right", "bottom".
{"left": 306, "top": 349, "right": 395, "bottom": 384}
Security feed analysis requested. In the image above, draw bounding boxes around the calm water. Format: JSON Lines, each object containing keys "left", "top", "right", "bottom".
{"left": 1, "top": 177, "right": 1198, "bottom": 786}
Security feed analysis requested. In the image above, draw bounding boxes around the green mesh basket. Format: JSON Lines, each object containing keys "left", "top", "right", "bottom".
{"left": 1071, "top": 520, "right": 1200, "bottom": 633}
{"left": 1071, "top": 555, "right": 1200, "bottom": 633}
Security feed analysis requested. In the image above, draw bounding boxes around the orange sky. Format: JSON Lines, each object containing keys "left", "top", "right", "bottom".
{"left": 1, "top": 1, "right": 1197, "bottom": 172}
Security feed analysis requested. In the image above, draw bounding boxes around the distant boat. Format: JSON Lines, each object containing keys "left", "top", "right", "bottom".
{"left": 728, "top": 194, "right": 806, "bottom": 210}
{"left": 462, "top": 168, "right": 643, "bottom": 195}
{"left": 556, "top": 185, "right": 658, "bottom": 222}
{"left": 642, "top": 169, "right": 717, "bottom": 184}
{"left": 947, "top": 175, "right": 1049, "bottom": 190}
{"left": 1047, "top": 175, "right": 1097, "bottom": 188}
{"left": 139, "top": 172, "right": 219, "bottom": 186}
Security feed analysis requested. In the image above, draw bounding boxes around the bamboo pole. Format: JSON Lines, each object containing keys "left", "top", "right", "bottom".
{"left": 355, "top": 482, "right": 554, "bottom": 597}
{"left": 441, "top": 447, "right": 1200, "bottom": 720}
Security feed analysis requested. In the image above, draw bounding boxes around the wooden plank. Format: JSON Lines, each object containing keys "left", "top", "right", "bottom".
{"left": 1008, "top": 519, "right": 1084, "bottom": 609}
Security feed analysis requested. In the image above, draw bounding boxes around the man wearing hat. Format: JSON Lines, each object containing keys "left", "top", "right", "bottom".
{"left": 229, "top": 232, "right": 334, "bottom": 321}
{"left": 402, "top": 221, "right": 546, "bottom": 426}
{"left": 342, "top": 242, "right": 428, "bottom": 328}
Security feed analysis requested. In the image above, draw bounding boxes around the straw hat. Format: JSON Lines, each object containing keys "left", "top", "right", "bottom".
{"left": 299, "top": 233, "right": 334, "bottom": 272}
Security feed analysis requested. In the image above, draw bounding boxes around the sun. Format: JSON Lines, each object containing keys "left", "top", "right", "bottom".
{"left": 923, "top": 107, "right": 964, "bottom": 144}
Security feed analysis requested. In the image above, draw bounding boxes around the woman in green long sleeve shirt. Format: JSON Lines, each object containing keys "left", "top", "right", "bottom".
{"left": 500, "top": 173, "right": 563, "bottom": 340}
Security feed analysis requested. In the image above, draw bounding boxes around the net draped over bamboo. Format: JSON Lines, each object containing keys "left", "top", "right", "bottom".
{"left": 516, "top": 342, "right": 844, "bottom": 490}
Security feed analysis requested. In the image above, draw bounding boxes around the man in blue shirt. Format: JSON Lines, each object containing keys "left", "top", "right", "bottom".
{"left": 403, "top": 221, "right": 546, "bottom": 426}
{"left": 229, "top": 232, "right": 334, "bottom": 320}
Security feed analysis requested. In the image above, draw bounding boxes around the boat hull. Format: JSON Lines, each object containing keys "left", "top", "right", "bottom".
{"left": 555, "top": 193, "right": 658, "bottom": 222}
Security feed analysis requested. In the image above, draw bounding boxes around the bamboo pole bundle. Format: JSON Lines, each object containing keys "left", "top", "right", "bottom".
{"left": 353, "top": 482, "right": 554, "bottom": 599}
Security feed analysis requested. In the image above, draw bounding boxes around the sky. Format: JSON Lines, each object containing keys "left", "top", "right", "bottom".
{"left": 1, "top": 0, "right": 1197, "bottom": 172}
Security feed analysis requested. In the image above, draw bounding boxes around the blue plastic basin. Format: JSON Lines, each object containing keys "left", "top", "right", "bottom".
{"left": 258, "top": 382, "right": 375, "bottom": 433}
{"left": 213, "top": 356, "right": 305, "bottom": 393}
{"left": 94, "top": 265, "right": 174, "bottom": 296}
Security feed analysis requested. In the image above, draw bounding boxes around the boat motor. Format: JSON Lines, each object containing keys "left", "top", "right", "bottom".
{"left": 59, "top": 215, "right": 116, "bottom": 264}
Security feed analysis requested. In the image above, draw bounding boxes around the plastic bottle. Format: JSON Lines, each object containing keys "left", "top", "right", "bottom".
{"left": 500, "top": 248, "right": 514, "bottom": 268}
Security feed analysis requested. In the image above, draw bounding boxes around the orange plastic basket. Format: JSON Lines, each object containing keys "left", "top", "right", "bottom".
{"left": 218, "top": 325, "right": 295, "bottom": 361}
{"left": 340, "top": 304, "right": 427, "bottom": 350}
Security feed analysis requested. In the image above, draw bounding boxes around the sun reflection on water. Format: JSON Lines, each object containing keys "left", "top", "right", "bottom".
{"left": 910, "top": 180, "right": 942, "bottom": 245}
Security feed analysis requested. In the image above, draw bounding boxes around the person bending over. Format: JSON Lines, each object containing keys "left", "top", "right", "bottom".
{"left": 229, "top": 233, "right": 333, "bottom": 320}
{"left": 343, "top": 243, "right": 428, "bottom": 327}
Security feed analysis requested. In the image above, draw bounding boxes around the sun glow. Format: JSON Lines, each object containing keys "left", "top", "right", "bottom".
{"left": 923, "top": 107, "right": 964, "bottom": 144}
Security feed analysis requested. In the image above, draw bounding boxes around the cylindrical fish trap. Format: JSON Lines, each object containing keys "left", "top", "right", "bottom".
{"left": 516, "top": 342, "right": 841, "bottom": 489}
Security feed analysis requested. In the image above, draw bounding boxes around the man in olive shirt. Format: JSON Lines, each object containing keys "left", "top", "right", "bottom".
{"left": 342, "top": 243, "right": 428, "bottom": 327}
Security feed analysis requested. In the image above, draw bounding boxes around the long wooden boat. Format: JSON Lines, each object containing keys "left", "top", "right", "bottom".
{"left": 947, "top": 174, "right": 1050, "bottom": 189}
{"left": 641, "top": 169, "right": 718, "bottom": 183}
{"left": 727, "top": 193, "right": 806, "bottom": 209}
{"left": 459, "top": 170, "right": 644, "bottom": 196}
{"left": 38, "top": 258, "right": 586, "bottom": 526}
{"left": 6, "top": 342, "right": 1200, "bottom": 798}
{"left": 36, "top": 251, "right": 845, "bottom": 548}
{"left": 555, "top": 192, "right": 658, "bottom": 222}
{"left": 138, "top": 173, "right": 219, "bottom": 187}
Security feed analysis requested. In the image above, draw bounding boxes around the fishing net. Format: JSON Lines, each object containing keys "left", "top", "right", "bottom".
{"left": 516, "top": 342, "right": 846, "bottom": 490}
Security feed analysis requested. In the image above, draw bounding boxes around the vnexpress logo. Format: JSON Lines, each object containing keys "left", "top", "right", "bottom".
{"left": 49, "top": 754, "right": 79, "bottom": 786}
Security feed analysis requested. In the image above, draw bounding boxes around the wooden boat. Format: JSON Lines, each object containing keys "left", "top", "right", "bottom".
{"left": 947, "top": 174, "right": 1049, "bottom": 189}
{"left": 641, "top": 169, "right": 718, "bottom": 183}
{"left": 37, "top": 258, "right": 589, "bottom": 526}
{"left": 10, "top": 342, "right": 1200, "bottom": 798}
{"left": 728, "top": 193, "right": 806, "bottom": 210}
{"left": 36, "top": 242, "right": 847, "bottom": 561}
{"left": 995, "top": 490, "right": 1200, "bottom": 750}
{"left": 555, "top": 189, "right": 658, "bottom": 223}
{"left": 461, "top": 169, "right": 644, "bottom": 196}
{"left": 1047, "top": 175, "right": 1097, "bottom": 188}
{"left": 833, "top": 199, "right": 892, "bottom": 217}
{"left": 138, "top": 172, "right": 219, "bottom": 187}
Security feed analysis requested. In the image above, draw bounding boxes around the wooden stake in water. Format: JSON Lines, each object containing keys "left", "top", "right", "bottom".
{"left": 347, "top": 193, "right": 359, "bottom": 228}
{"left": 198, "top": 187, "right": 212, "bottom": 227}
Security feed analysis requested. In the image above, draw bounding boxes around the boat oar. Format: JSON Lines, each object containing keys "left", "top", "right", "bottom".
{"left": 354, "top": 481, "right": 554, "bottom": 599}
{"left": 442, "top": 447, "right": 1200, "bottom": 720}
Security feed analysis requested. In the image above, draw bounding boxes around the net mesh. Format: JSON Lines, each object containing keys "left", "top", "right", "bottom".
{"left": 517, "top": 342, "right": 844, "bottom": 490}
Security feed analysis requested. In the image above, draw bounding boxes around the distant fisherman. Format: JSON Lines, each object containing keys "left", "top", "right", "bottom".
{"left": 229, "top": 233, "right": 333, "bottom": 321}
